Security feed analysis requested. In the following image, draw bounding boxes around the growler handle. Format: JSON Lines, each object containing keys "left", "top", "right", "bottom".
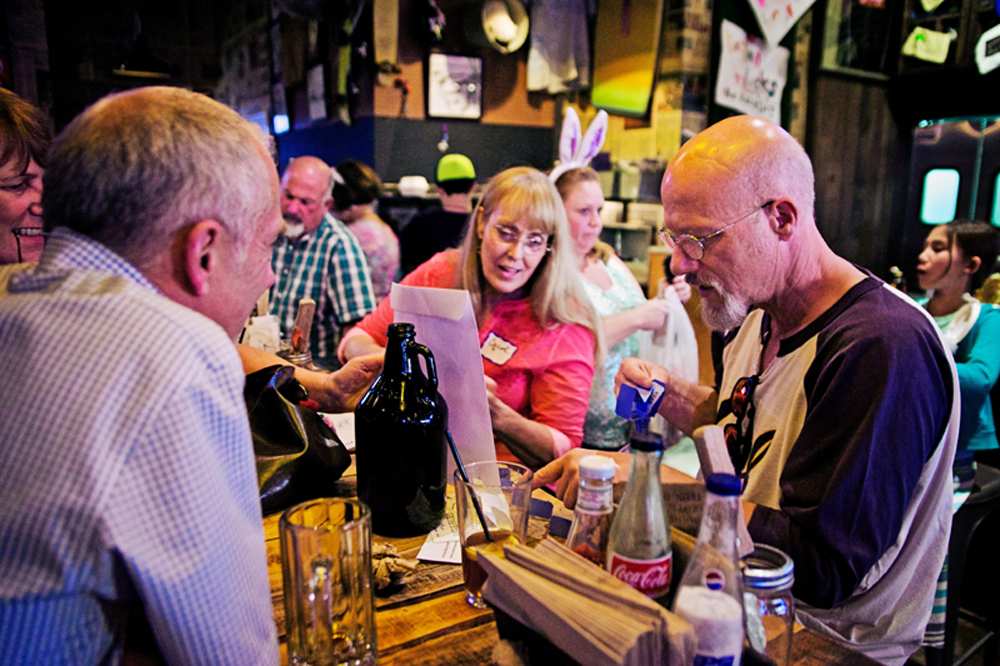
{"left": 411, "top": 342, "right": 438, "bottom": 390}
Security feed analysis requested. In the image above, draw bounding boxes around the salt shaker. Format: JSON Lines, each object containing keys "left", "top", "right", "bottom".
{"left": 565, "top": 455, "right": 617, "bottom": 566}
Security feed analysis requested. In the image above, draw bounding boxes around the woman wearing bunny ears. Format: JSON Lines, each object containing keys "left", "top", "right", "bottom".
{"left": 552, "top": 108, "right": 692, "bottom": 450}
{"left": 339, "top": 166, "right": 602, "bottom": 469}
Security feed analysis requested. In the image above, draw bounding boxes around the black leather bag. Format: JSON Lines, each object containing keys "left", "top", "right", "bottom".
{"left": 244, "top": 365, "right": 351, "bottom": 515}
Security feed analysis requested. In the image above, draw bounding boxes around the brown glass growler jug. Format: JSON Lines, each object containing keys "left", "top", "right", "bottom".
{"left": 355, "top": 322, "right": 447, "bottom": 536}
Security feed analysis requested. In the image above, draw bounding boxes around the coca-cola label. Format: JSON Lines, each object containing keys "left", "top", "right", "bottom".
{"left": 607, "top": 552, "right": 672, "bottom": 597}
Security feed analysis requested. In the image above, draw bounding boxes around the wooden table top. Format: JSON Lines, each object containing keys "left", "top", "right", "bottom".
{"left": 263, "top": 475, "right": 876, "bottom": 665}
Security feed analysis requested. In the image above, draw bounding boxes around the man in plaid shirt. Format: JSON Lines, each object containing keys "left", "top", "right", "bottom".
{"left": 271, "top": 156, "right": 377, "bottom": 369}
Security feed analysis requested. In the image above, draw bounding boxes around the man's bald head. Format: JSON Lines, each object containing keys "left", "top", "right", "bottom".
{"left": 286, "top": 156, "right": 334, "bottom": 190}
{"left": 662, "top": 115, "right": 815, "bottom": 225}
{"left": 281, "top": 156, "right": 334, "bottom": 235}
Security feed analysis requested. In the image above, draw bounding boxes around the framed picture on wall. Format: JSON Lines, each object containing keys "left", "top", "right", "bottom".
{"left": 426, "top": 53, "right": 483, "bottom": 120}
{"left": 819, "top": 0, "right": 894, "bottom": 78}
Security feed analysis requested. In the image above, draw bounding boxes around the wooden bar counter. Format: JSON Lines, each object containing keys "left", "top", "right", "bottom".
{"left": 262, "top": 475, "right": 877, "bottom": 664}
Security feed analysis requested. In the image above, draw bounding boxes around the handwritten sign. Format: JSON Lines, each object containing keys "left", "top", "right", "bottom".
{"left": 747, "top": 0, "right": 816, "bottom": 45}
{"left": 663, "top": 482, "right": 705, "bottom": 534}
{"left": 715, "top": 20, "right": 789, "bottom": 124}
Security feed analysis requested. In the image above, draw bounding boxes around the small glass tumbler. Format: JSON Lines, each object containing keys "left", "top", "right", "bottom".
{"left": 454, "top": 461, "right": 532, "bottom": 608}
{"left": 742, "top": 543, "right": 795, "bottom": 666}
{"left": 280, "top": 498, "right": 376, "bottom": 666}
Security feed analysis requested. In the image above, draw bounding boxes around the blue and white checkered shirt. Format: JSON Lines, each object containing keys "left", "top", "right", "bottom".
{"left": 270, "top": 214, "right": 376, "bottom": 368}
{"left": 0, "top": 228, "right": 278, "bottom": 665}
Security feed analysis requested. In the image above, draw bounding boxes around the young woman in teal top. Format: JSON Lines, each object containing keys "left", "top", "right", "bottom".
{"left": 916, "top": 220, "right": 1000, "bottom": 488}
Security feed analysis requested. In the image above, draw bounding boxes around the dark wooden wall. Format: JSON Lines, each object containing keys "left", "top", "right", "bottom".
{"left": 807, "top": 74, "right": 910, "bottom": 277}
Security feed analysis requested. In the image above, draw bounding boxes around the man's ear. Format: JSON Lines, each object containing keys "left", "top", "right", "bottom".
{"left": 323, "top": 197, "right": 333, "bottom": 213}
{"left": 770, "top": 199, "right": 798, "bottom": 239}
{"left": 966, "top": 255, "right": 982, "bottom": 275}
{"left": 181, "top": 220, "right": 225, "bottom": 297}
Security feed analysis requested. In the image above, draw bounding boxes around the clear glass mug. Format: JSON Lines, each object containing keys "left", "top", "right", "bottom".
{"left": 742, "top": 543, "right": 795, "bottom": 666}
{"left": 280, "top": 498, "right": 376, "bottom": 666}
{"left": 453, "top": 461, "right": 532, "bottom": 608}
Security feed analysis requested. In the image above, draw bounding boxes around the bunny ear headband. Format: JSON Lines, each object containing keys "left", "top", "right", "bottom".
{"left": 549, "top": 107, "right": 609, "bottom": 183}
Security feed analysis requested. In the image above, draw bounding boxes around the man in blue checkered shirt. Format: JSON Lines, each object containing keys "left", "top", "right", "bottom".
{"left": 271, "top": 156, "right": 376, "bottom": 369}
{"left": 0, "top": 87, "right": 279, "bottom": 664}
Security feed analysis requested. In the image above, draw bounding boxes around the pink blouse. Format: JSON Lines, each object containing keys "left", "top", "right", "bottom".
{"left": 347, "top": 215, "right": 399, "bottom": 301}
{"left": 356, "top": 250, "right": 596, "bottom": 463}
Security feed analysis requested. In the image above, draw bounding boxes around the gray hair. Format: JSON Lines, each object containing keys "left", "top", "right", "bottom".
{"left": 42, "top": 86, "right": 276, "bottom": 266}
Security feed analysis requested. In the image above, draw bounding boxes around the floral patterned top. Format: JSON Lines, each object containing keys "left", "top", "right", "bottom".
{"left": 581, "top": 255, "right": 647, "bottom": 449}
{"left": 346, "top": 214, "right": 400, "bottom": 302}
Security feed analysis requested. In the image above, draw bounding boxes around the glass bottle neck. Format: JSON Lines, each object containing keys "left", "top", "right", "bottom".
{"left": 697, "top": 492, "right": 741, "bottom": 554}
{"left": 629, "top": 449, "right": 663, "bottom": 482}
{"left": 384, "top": 332, "right": 416, "bottom": 376}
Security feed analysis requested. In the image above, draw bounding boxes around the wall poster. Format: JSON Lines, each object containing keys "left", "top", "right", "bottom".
{"left": 714, "top": 19, "right": 789, "bottom": 124}
{"left": 747, "top": 0, "right": 816, "bottom": 45}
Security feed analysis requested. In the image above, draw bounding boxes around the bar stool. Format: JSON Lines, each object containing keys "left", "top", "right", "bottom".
{"left": 924, "top": 464, "right": 1000, "bottom": 666}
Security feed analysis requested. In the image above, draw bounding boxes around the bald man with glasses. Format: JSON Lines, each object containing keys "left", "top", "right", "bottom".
{"left": 537, "top": 115, "right": 960, "bottom": 665}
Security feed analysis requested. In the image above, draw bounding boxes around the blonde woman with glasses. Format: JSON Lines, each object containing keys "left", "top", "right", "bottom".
{"left": 340, "top": 166, "right": 601, "bottom": 468}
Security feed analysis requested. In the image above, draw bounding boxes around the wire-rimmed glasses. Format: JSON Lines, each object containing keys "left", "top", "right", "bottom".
{"left": 658, "top": 200, "right": 775, "bottom": 261}
{"left": 490, "top": 222, "right": 552, "bottom": 255}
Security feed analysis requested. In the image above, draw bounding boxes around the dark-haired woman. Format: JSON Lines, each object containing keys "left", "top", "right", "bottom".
{"left": 333, "top": 159, "right": 399, "bottom": 301}
{"left": 915, "top": 220, "right": 1000, "bottom": 489}
{"left": 1, "top": 87, "right": 50, "bottom": 266}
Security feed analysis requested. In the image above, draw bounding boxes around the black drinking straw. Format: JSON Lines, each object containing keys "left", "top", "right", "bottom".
{"left": 446, "top": 430, "right": 493, "bottom": 543}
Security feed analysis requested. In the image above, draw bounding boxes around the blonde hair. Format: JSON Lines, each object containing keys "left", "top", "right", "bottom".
{"left": 458, "top": 166, "right": 603, "bottom": 358}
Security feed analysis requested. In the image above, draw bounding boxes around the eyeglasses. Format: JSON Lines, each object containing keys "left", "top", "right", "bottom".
{"left": 658, "top": 200, "right": 775, "bottom": 261}
{"left": 11, "top": 227, "right": 48, "bottom": 263}
{"left": 722, "top": 313, "right": 773, "bottom": 487}
{"left": 490, "top": 222, "right": 551, "bottom": 255}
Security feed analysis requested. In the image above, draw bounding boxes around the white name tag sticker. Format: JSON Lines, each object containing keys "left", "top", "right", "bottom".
{"left": 480, "top": 332, "right": 518, "bottom": 365}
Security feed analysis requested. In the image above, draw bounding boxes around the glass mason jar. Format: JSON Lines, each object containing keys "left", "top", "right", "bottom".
{"left": 742, "top": 543, "right": 795, "bottom": 666}
{"left": 276, "top": 342, "right": 320, "bottom": 371}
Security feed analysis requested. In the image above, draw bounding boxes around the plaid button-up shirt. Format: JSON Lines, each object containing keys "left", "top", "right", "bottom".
{"left": 270, "top": 214, "right": 376, "bottom": 368}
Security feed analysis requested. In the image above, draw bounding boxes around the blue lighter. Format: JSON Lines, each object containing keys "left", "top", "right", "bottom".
{"left": 614, "top": 380, "right": 667, "bottom": 432}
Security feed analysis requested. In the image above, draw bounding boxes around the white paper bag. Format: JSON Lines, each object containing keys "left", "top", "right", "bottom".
{"left": 637, "top": 284, "right": 699, "bottom": 442}
{"left": 390, "top": 283, "right": 497, "bottom": 478}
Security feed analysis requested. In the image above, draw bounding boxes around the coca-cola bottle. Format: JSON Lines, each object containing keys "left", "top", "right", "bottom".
{"left": 606, "top": 428, "right": 672, "bottom": 600}
{"left": 565, "top": 455, "right": 617, "bottom": 566}
{"left": 673, "top": 473, "right": 745, "bottom": 666}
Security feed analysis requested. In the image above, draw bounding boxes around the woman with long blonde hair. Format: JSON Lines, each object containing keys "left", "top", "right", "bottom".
{"left": 340, "top": 166, "right": 601, "bottom": 468}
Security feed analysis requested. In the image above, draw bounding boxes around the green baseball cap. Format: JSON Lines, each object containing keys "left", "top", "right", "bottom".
{"left": 436, "top": 154, "right": 476, "bottom": 182}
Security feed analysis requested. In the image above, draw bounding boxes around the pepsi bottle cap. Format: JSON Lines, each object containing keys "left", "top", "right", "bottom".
{"left": 706, "top": 473, "right": 741, "bottom": 497}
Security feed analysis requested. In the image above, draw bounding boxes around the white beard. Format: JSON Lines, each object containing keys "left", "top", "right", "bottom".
{"left": 699, "top": 283, "right": 750, "bottom": 331}
{"left": 282, "top": 221, "right": 305, "bottom": 238}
